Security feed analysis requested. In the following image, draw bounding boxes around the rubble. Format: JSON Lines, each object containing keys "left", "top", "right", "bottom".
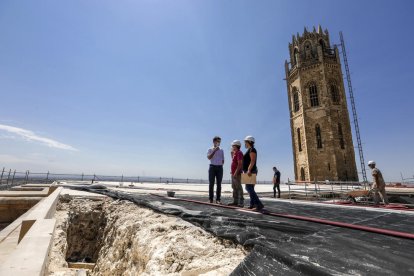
{"left": 47, "top": 197, "right": 247, "bottom": 275}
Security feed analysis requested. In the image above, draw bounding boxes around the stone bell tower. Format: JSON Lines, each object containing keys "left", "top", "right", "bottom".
{"left": 284, "top": 26, "right": 358, "bottom": 182}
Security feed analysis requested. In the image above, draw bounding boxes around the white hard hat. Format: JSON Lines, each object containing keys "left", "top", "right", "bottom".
{"left": 244, "top": 136, "right": 255, "bottom": 143}
{"left": 368, "top": 160, "right": 376, "bottom": 166}
{"left": 231, "top": 140, "right": 241, "bottom": 146}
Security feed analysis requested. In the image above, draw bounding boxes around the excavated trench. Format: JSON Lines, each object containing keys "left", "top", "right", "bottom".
{"left": 47, "top": 195, "right": 247, "bottom": 276}
{"left": 65, "top": 199, "right": 107, "bottom": 264}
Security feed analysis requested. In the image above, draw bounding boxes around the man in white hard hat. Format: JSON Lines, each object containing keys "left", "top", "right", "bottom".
{"left": 368, "top": 161, "right": 389, "bottom": 205}
{"left": 228, "top": 140, "right": 244, "bottom": 207}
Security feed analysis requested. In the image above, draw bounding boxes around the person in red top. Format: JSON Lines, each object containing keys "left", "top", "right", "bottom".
{"left": 228, "top": 140, "right": 244, "bottom": 207}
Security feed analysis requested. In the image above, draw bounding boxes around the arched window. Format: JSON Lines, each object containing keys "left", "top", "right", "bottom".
{"left": 293, "top": 48, "right": 298, "bottom": 65}
{"left": 293, "top": 89, "right": 300, "bottom": 112}
{"left": 315, "top": 124, "right": 323, "bottom": 149}
{"left": 319, "top": 39, "right": 325, "bottom": 51}
{"left": 297, "top": 128, "right": 302, "bottom": 152}
{"left": 309, "top": 83, "right": 319, "bottom": 107}
{"left": 304, "top": 41, "right": 312, "bottom": 59}
{"left": 338, "top": 123, "right": 345, "bottom": 149}
{"left": 300, "top": 168, "right": 305, "bottom": 181}
{"left": 330, "top": 84, "right": 340, "bottom": 104}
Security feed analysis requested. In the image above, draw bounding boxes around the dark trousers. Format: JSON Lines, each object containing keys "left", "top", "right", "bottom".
{"left": 209, "top": 165, "right": 223, "bottom": 201}
{"left": 273, "top": 183, "right": 280, "bottom": 198}
{"left": 245, "top": 184, "right": 263, "bottom": 208}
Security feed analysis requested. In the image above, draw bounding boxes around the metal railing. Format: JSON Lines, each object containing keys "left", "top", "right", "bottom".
{"left": 285, "top": 179, "right": 368, "bottom": 201}
{"left": 0, "top": 167, "right": 273, "bottom": 190}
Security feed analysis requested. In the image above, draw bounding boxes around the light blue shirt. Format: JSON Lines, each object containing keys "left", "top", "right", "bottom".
{"left": 207, "top": 147, "right": 224, "bottom": 166}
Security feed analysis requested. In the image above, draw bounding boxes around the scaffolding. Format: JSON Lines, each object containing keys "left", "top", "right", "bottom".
{"left": 339, "top": 32, "right": 368, "bottom": 183}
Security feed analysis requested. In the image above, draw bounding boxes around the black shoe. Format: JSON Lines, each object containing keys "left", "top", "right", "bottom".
{"left": 247, "top": 206, "right": 254, "bottom": 209}
{"left": 209, "top": 200, "right": 213, "bottom": 203}
{"left": 227, "top": 202, "right": 237, "bottom": 206}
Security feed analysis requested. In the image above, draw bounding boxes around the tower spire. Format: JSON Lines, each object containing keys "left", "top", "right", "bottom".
{"left": 318, "top": 25, "right": 323, "bottom": 34}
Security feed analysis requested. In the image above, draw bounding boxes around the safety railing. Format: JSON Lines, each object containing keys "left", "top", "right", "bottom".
{"left": 285, "top": 179, "right": 369, "bottom": 201}
{"left": 0, "top": 167, "right": 273, "bottom": 190}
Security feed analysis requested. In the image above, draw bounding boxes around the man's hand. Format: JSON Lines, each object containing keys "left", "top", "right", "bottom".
{"left": 208, "top": 146, "right": 220, "bottom": 160}
{"left": 247, "top": 170, "right": 252, "bottom": 177}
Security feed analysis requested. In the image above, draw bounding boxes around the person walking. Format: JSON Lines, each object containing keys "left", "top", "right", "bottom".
{"left": 368, "top": 160, "right": 389, "bottom": 205}
{"left": 207, "top": 136, "right": 224, "bottom": 204}
{"left": 242, "top": 136, "right": 264, "bottom": 211}
{"left": 228, "top": 140, "right": 244, "bottom": 207}
{"left": 273, "top": 167, "right": 281, "bottom": 198}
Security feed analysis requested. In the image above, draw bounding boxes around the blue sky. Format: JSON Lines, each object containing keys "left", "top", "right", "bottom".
{"left": 0, "top": 0, "right": 413, "bottom": 182}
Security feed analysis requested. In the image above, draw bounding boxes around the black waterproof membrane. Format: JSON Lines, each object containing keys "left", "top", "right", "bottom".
{"left": 71, "top": 186, "right": 414, "bottom": 275}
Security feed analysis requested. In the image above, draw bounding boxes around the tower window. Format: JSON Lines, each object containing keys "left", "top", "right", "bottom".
{"left": 293, "top": 89, "right": 300, "bottom": 112}
{"left": 293, "top": 48, "right": 298, "bottom": 65}
{"left": 309, "top": 84, "right": 319, "bottom": 107}
{"left": 304, "top": 41, "right": 312, "bottom": 59}
{"left": 319, "top": 39, "right": 325, "bottom": 51}
{"left": 300, "top": 167, "right": 305, "bottom": 181}
{"left": 315, "top": 124, "right": 323, "bottom": 149}
{"left": 331, "top": 85, "right": 340, "bottom": 104}
{"left": 338, "top": 123, "right": 345, "bottom": 149}
{"left": 297, "top": 128, "right": 302, "bottom": 152}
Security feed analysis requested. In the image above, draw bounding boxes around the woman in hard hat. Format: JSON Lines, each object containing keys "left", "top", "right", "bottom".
{"left": 243, "top": 136, "right": 264, "bottom": 211}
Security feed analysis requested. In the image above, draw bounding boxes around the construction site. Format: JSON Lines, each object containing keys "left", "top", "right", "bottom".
{"left": 0, "top": 176, "right": 413, "bottom": 275}
{"left": 1, "top": 24, "right": 414, "bottom": 275}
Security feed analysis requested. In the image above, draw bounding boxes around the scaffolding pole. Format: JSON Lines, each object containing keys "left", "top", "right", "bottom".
{"left": 339, "top": 31, "right": 368, "bottom": 183}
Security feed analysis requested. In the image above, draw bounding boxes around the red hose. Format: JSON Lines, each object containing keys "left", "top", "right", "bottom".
{"left": 151, "top": 194, "right": 414, "bottom": 240}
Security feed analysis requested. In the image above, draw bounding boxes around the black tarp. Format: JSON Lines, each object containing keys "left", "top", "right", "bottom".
{"left": 70, "top": 186, "right": 414, "bottom": 275}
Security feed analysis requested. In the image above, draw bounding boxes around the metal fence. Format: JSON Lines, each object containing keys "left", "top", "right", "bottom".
{"left": 0, "top": 167, "right": 273, "bottom": 190}
{"left": 284, "top": 179, "right": 368, "bottom": 201}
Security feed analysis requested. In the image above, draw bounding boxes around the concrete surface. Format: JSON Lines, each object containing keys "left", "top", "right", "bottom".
{"left": 0, "top": 188, "right": 50, "bottom": 197}
{"left": 0, "top": 218, "right": 56, "bottom": 276}
{"left": 0, "top": 185, "right": 61, "bottom": 276}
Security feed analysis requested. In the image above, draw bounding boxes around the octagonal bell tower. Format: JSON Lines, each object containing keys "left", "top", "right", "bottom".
{"left": 284, "top": 26, "right": 358, "bottom": 182}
